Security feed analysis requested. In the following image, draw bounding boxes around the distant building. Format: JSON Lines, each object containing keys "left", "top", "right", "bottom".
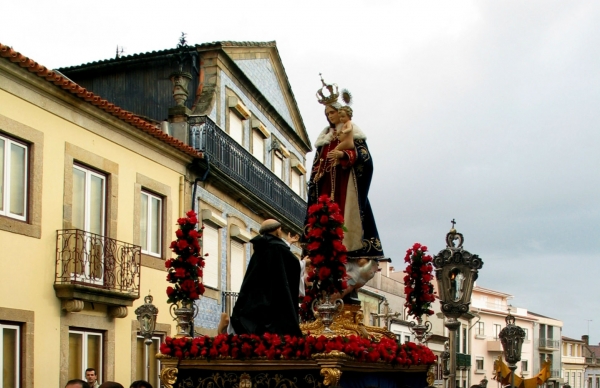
{"left": 581, "top": 335, "right": 600, "bottom": 388}
{"left": 563, "top": 336, "right": 586, "bottom": 388}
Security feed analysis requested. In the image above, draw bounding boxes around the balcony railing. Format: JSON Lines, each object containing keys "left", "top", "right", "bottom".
{"left": 55, "top": 229, "right": 141, "bottom": 297}
{"left": 189, "top": 116, "right": 306, "bottom": 228}
{"left": 539, "top": 338, "right": 560, "bottom": 349}
{"left": 551, "top": 370, "right": 560, "bottom": 378}
{"left": 457, "top": 353, "right": 471, "bottom": 368}
{"left": 221, "top": 291, "right": 239, "bottom": 316}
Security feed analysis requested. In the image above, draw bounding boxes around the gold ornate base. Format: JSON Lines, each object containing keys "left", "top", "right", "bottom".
{"left": 300, "top": 304, "right": 396, "bottom": 340}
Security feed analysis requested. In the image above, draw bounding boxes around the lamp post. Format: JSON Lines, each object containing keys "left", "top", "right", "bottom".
{"left": 135, "top": 293, "right": 158, "bottom": 381}
{"left": 433, "top": 222, "right": 484, "bottom": 388}
{"left": 499, "top": 313, "right": 526, "bottom": 388}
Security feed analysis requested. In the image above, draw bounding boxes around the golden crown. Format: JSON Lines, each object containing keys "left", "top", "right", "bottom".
{"left": 316, "top": 73, "right": 339, "bottom": 105}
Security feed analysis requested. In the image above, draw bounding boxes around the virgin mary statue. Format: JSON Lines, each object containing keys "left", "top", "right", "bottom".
{"left": 304, "top": 77, "right": 389, "bottom": 304}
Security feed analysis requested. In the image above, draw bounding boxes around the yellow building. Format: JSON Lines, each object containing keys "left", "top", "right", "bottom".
{"left": 0, "top": 44, "right": 193, "bottom": 387}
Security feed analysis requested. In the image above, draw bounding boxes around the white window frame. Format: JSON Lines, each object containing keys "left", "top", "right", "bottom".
{"left": 68, "top": 329, "right": 103, "bottom": 382}
{"left": 228, "top": 110, "right": 244, "bottom": 146}
{"left": 290, "top": 168, "right": 302, "bottom": 196}
{"left": 0, "top": 323, "right": 21, "bottom": 388}
{"left": 140, "top": 191, "right": 162, "bottom": 257}
{"left": 0, "top": 134, "right": 28, "bottom": 221}
{"left": 136, "top": 334, "right": 162, "bottom": 387}
{"left": 476, "top": 357, "right": 484, "bottom": 372}
{"left": 72, "top": 165, "right": 106, "bottom": 235}
{"left": 251, "top": 129, "right": 265, "bottom": 164}
{"left": 521, "top": 359, "right": 528, "bottom": 372}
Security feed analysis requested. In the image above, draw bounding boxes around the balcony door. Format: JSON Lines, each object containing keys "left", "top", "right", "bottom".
{"left": 72, "top": 165, "right": 106, "bottom": 283}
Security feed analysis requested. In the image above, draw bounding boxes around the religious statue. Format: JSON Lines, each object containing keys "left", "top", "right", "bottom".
{"left": 304, "top": 75, "right": 389, "bottom": 304}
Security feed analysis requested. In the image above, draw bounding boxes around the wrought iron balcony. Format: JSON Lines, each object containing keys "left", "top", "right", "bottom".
{"left": 539, "top": 338, "right": 560, "bottom": 349}
{"left": 456, "top": 353, "right": 471, "bottom": 368}
{"left": 54, "top": 229, "right": 141, "bottom": 307}
{"left": 189, "top": 115, "right": 306, "bottom": 229}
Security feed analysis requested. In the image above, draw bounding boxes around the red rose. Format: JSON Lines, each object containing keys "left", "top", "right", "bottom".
{"left": 318, "top": 267, "right": 331, "bottom": 280}
{"left": 186, "top": 210, "right": 196, "bottom": 217}
{"left": 307, "top": 241, "right": 321, "bottom": 251}
{"left": 166, "top": 286, "right": 175, "bottom": 296}
{"left": 177, "top": 218, "right": 186, "bottom": 225}
{"left": 319, "top": 215, "right": 329, "bottom": 224}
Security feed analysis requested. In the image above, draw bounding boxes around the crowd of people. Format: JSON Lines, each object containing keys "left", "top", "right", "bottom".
{"left": 64, "top": 368, "right": 154, "bottom": 388}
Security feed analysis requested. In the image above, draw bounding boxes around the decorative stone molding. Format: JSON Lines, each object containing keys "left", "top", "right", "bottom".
{"left": 251, "top": 118, "right": 270, "bottom": 138}
{"left": 201, "top": 209, "right": 227, "bottom": 228}
{"left": 62, "top": 299, "right": 84, "bottom": 313}
{"left": 230, "top": 225, "right": 252, "bottom": 243}
{"left": 108, "top": 306, "right": 129, "bottom": 319}
{"left": 228, "top": 96, "right": 250, "bottom": 119}
{"left": 291, "top": 159, "right": 306, "bottom": 175}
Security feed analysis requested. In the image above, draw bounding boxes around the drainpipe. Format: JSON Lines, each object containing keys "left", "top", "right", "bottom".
{"left": 190, "top": 155, "right": 210, "bottom": 211}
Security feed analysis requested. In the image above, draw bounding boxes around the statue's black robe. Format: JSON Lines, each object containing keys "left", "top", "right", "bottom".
{"left": 230, "top": 234, "right": 302, "bottom": 336}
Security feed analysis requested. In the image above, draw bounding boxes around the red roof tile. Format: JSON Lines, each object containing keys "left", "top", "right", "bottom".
{"left": 0, "top": 43, "right": 203, "bottom": 159}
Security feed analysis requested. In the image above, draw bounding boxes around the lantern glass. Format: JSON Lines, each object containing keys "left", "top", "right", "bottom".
{"left": 449, "top": 267, "right": 465, "bottom": 302}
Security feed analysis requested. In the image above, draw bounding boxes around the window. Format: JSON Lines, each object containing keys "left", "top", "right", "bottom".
{"left": 476, "top": 357, "right": 484, "bottom": 371}
{"left": 523, "top": 327, "right": 528, "bottom": 340}
{"left": 291, "top": 168, "right": 302, "bottom": 195}
{"left": 522, "top": 360, "right": 528, "bottom": 372}
{"left": 477, "top": 322, "right": 485, "bottom": 336}
{"left": 456, "top": 327, "right": 460, "bottom": 353}
{"left": 494, "top": 324, "right": 502, "bottom": 340}
{"left": 202, "top": 224, "right": 219, "bottom": 288}
{"left": 228, "top": 110, "right": 244, "bottom": 145}
{"left": 135, "top": 335, "right": 162, "bottom": 388}
{"left": 0, "top": 134, "right": 28, "bottom": 221}
{"left": 68, "top": 329, "right": 103, "bottom": 382}
{"left": 273, "top": 150, "right": 284, "bottom": 179}
{"left": 251, "top": 129, "right": 265, "bottom": 163}
{"left": 568, "top": 344, "right": 573, "bottom": 356}
{"left": 230, "top": 240, "right": 245, "bottom": 292}
{"left": 404, "top": 335, "right": 410, "bottom": 343}
{"left": 140, "top": 191, "right": 162, "bottom": 257}
{"left": 0, "top": 323, "right": 20, "bottom": 388}
{"left": 462, "top": 327, "right": 467, "bottom": 353}
{"left": 72, "top": 165, "right": 106, "bottom": 235}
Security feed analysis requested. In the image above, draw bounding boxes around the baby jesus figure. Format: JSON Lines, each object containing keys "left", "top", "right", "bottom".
{"left": 335, "top": 106, "right": 355, "bottom": 152}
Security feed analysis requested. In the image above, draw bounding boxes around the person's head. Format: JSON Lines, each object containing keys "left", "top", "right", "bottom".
{"left": 99, "top": 382, "right": 124, "bottom": 388}
{"left": 259, "top": 219, "right": 282, "bottom": 238}
{"left": 130, "top": 381, "right": 153, "bottom": 388}
{"left": 338, "top": 106, "right": 353, "bottom": 123}
{"left": 324, "top": 103, "right": 341, "bottom": 126}
{"left": 85, "top": 368, "right": 97, "bottom": 385}
{"left": 66, "top": 379, "right": 91, "bottom": 388}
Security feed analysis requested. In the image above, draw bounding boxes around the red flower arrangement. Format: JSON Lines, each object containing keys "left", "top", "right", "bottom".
{"left": 159, "top": 333, "right": 436, "bottom": 365}
{"left": 403, "top": 243, "right": 435, "bottom": 318}
{"left": 165, "top": 210, "right": 206, "bottom": 304}
{"left": 301, "top": 195, "right": 348, "bottom": 321}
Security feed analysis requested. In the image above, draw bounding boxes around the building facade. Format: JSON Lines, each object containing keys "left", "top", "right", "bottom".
{"left": 563, "top": 336, "right": 586, "bottom": 388}
{"left": 0, "top": 40, "right": 310, "bottom": 388}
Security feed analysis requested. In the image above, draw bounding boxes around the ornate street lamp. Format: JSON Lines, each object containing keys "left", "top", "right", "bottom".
{"left": 499, "top": 313, "right": 526, "bottom": 388}
{"left": 135, "top": 293, "right": 158, "bottom": 381}
{"left": 433, "top": 222, "right": 484, "bottom": 388}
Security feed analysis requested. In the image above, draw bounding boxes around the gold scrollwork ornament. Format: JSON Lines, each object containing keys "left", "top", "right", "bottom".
{"left": 159, "top": 367, "right": 178, "bottom": 388}
{"left": 320, "top": 367, "right": 342, "bottom": 387}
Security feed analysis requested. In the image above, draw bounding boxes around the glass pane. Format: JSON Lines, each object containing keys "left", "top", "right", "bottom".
{"left": 140, "top": 194, "right": 148, "bottom": 252}
{"left": 72, "top": 168, "right": 86, "bottom": 230}
{"left": 230, "top": 241, "right": 244, "bottom": 292}
{"left": 150, "top": 197, "right": 161, "bottom": 254}
{"left": 0, "top": 138, "right": 5, "bottom": 211}
{"left": 135, "top": 337, "right": 145, "bottom": 380}
{"left": 203, "top": 225, "right": 219, "bottom": 288}
{"left": 68, "top": 332, "right": 83, "bottom": 379}
{"left": 2, "top": 327, "right": 18, "bottom": 388}
{"left": 9, "top": 143, "right": 26, "bottom": 216}
{"left": 89, "top": 175, "right": 104, "bottom": 235}
{"left": 87, "top": 334, "right": 101, "bottom": 378}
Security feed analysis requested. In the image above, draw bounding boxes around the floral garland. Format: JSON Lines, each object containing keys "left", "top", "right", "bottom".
{"left": 165, "top": 210, "right": 206, "bottom": 304}
{"left": 301, "top": 195, "right": 348, "bottom": 321}
{"left": 160, "top": 333, "right": 436, "bottom": 365}
{"left": 403, "top": 243, "right": 435, "bottom": 319}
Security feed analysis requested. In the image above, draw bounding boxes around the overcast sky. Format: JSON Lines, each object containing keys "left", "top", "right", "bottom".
{"left": 2, "top": 1, "right": 599, "bottom": 343}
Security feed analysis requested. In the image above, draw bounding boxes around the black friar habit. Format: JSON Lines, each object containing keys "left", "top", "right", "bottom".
{"left": 230, "top": 233, "right": 302, "bottom": 337}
